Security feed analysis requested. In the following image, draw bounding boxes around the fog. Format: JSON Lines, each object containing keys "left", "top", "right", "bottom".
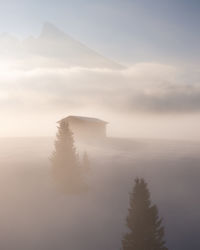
{"left": 1, "top": 24, "right": 200, "bottom": 140}
{"left": 0, "top": 137, "right": 199, "bottom": 250}
{"left": 0, "top": 21, "right": 200, "bottom": 250}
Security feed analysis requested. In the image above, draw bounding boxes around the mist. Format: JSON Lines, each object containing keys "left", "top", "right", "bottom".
{"left": 1, "top": 24, "right": 200, "bottom": 140}
{"left": 0, "top": 3, "right": 200, "bottom": 249}
{"left": 0, "top": 137, "right": 199, "bottom": 250}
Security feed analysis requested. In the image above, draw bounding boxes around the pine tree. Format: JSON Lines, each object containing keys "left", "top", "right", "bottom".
{"left": 82, "top": 151, "right": 90, "bottom": 174}
{"left": 122, "top": 178, "right": 168, "bottom": 250}
{"left": 51, "top": 120, "right": 84, "bottom": 193}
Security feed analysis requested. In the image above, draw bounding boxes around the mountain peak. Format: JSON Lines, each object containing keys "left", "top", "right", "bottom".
{"left": 0, "top": 22, "right": 124, "bottom": 69}
{"left": 40, "top": 22, "right": 68, "bottom": 39}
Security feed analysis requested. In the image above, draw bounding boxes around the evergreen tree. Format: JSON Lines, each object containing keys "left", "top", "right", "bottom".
{"left": 51, "top": 120, "right": 84, "bottom": 193}
{"left": 122, "top": 178, "right": 168, "bottom": 250}
{"left": 82, "top": 151, "right": 90, "bottom": 174}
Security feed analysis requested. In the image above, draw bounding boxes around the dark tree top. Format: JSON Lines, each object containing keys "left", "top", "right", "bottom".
{"left": 122, "top": 178, "right": 168, "bottom": 250}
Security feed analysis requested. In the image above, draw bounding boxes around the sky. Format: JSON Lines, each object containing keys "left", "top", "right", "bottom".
{"left": 0, "top": 0, "right": 200, "bottom": 139}
{"left": 0, "top": 0, "right": 200, "bottom": 64}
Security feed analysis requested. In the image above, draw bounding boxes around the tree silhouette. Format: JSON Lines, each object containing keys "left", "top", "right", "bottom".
{"left": 82, "top": 151, "right": 90, "bottom": 174}
{"left": 122, "top": 178, "right": 168, "bottom": 250}
{"left": 51, "top": 120, "right": 85, "bottom": 193}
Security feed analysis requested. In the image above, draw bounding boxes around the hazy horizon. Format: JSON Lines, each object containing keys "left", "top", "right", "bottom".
{"left": 1, "top": 21, "right": 200, "bottom": 140}
{"left": 1, "top": 2, "right": 200, "bottom": 249}
{"left": 1, "top": 1, "right": 200, "bottom": 140}
{"left": 0, "top": 136, "right": 199, "bottom": 250}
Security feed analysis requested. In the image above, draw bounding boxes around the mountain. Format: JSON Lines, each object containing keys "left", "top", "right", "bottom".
{"left": 0, "top": 33, "right": 21, "bottom": 58}
{"left": 0, "top": 23, "right": 123, "bottom": 69}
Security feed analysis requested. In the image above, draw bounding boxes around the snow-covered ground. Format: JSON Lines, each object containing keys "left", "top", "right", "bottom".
{"left": 0, "top": 137, "right": 199, "bottom": 250}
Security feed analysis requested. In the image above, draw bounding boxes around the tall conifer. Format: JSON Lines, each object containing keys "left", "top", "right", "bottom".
{"left": 51, "top": 120, "right": 84, "bottom": 193}
{"left": 122, "top": 178, "right": 168, "bottom": 250}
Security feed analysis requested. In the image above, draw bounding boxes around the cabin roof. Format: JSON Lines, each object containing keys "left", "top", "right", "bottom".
{"left": 57, "top": 116, "right": 108, "bottom": 124}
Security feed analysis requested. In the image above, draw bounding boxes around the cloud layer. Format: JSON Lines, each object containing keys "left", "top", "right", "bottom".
{"left": 1, "top": 62, "right": 200, "bottom": 115}
{"left": 0, "top": 24, "right": 200, "bottom": 138}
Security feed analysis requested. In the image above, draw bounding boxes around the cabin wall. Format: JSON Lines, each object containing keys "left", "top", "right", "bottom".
{"left": 67, "top": 119, "right": 106, "bottom": 141}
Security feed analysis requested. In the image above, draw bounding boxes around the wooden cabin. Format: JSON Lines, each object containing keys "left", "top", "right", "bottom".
{"left": 57, "top": 116, "right": 108, "bottom": 142}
